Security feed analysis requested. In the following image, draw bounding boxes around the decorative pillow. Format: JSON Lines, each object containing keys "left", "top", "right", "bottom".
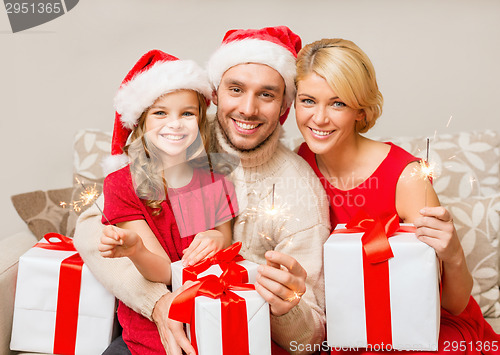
{"left": 445, "top": 194, "right": 500, "bottom": 317}
{"left": 385, "top": 130, "right": 500, "bottom": 203}
{"left": 11, "top": 188, "right": 79, "bottom": 240}
{"left": 72, "top": 129, "right": 111, "bottom": 215}
{"left": 73, "top": 129, "right": 112, "bottom": 185}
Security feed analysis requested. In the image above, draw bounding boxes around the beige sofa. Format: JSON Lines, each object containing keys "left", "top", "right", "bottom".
{"left": 1, "top": 129, "right": 500, "bottom": 354}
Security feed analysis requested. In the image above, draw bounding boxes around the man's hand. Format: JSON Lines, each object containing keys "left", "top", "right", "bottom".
{"left": 152, "top": 281, "right": 198, "bottom": 355}
{"left": 254, "top": 250, "right": 307, "bottom": 316}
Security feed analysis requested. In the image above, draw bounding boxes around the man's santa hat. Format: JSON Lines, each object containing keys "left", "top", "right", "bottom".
{"left": 207, "top": 26, "right": 302, "bottom": 124}
{"left": 104, "top": 49, "right": 212, "bottom": 174}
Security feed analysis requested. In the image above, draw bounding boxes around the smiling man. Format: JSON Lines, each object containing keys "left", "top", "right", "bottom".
{"left": 199, "top": 26, "right": 331, "bottom": 354}
{"left": 213, "top": 62, "right": 286, "bottom": 151}
{"left": 74, "top": 26, "right": 330, "bottom": 355}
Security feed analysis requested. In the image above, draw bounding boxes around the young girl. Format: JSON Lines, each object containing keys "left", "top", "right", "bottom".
{"left": 98, "top": 50, "right": 238, "bottom": 355}
{"left": 295, "top": 39, "right": 499, "bottom": 354}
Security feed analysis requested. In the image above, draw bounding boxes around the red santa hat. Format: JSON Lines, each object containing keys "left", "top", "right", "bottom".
{"left": 104, "top": 49, "right": 212, "bottom": 174}
{"left": 207, "top": 26, "right": 302, "bottom": 124}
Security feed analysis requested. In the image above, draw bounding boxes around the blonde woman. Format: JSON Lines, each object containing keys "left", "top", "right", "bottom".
{"left": 295, "top": 38, "right": 499, "bottom": 354}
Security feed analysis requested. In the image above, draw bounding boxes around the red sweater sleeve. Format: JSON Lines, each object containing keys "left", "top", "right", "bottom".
{"left": 102, "top": 166, "right": 145, "bottom": 225}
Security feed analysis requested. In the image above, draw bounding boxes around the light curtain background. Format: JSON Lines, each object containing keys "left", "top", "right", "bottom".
{"left": 1, "top": 0, "right": 499, "bottom": 238}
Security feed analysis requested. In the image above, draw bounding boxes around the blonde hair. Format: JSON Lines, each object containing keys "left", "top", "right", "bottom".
{"left": 123, "top": 90, "right": 209, "bottom": 215}
{"left": 296, "top": 38, "right": 383, "bottom": 133}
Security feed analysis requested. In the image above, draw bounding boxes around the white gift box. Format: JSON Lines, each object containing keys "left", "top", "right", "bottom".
{"left": 171, "top": 258, "right": 258, "bottom": 291}
{"left": 10, "top": 237, "right": 116, "bottom": 355}
{"left": 324, "top": 224, "right": 440, "bottom": 351}
{"left": 190, "top": 290, "right": 271, "bottom": 355}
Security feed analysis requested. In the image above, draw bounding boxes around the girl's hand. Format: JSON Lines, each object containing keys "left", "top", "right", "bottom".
{"left": 181, "top": 230, "right": 226, "bottom": 266}
{"left": 98, "top": 225, "right": 141, "bottom": 258}
{"left": 413, "top": 206, "right": 464, "bottom": 265}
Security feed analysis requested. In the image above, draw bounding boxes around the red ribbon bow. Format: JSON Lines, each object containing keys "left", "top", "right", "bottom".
{"left": 183, "top": 241, "right": 249, "bottom": 284}
{"left": 333, "top": 211, "right": 416, "bottom": 348}
{"left": 35, "top": 233, "right": 83, "bottom": 355}
{"left": 34, "top": 232, "right": 77, "bottom": 251}
{"left": 169, "top": 268, "right": 256, "bottom": 355}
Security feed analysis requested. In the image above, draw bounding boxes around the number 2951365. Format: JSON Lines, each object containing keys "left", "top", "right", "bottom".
{"left": 5, "top": 2, "right": 62, "bottom": 14}
{"left": 443, "top": 340, "right": 498, "bottom": 352}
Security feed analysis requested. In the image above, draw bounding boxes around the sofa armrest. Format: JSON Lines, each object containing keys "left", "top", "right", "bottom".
{"left": 0, "top": 231, "right": 37, "bottom": 355}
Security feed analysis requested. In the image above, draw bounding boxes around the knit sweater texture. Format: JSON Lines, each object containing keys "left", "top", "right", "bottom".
{"left": 73, "top": 118, "right": 331, "bottom": 354}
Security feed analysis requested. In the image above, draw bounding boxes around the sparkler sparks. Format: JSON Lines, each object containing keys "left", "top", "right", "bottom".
{"left": 413, "top": 159, "right": 436, "bottom": 182}
{"left": 284, "top": 291, "right": 304, "bottom": 302}
{"left": 446, "top": 115, "right": 453, "bottom": 128}
{"left": 60, "top": 178, "right": 110, "bottom": 223}
{"left": 412, "top": 138, "right": 436, "bottom": 182}
{"left": 410, "top": 138, "right": 438, "bottom": 207}
{"left": 239, "top": 184, "right": 296, "bottom": 248}
{"left": 469, "top": 175, "right": 477, "bottom": 189}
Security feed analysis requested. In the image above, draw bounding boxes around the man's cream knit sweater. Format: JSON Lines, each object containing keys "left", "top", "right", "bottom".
{"left": 74, "top": 121, "right": 330, "bottom": 354}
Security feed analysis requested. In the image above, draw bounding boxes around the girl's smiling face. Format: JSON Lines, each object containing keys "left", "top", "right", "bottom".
{"left": 144, "top": 90, "right": 200, "bottom": 165}
{"left": 295, "top": 72, "right": 365, "bottom": 155}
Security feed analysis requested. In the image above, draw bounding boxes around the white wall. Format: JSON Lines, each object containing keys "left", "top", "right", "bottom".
{"left": 1, "top": 0, "right": 500, "bottom": 238}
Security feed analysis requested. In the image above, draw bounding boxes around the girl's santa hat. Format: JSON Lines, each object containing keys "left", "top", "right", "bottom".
{"left": 104, "top": 50, "right": 212, "bottom": 174}
{"left": 207, "top": 26, "right": 302, "bottom": 124}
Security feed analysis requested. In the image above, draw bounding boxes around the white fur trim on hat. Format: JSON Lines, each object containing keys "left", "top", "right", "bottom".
{"left": 114, "top": 60, "right": 212, "bottom": 130}
{"left": 207, "top": 39, "right": 297, "bottom": 108}
{"left": 101, "top": 153, "right": 130, "bottom": 176}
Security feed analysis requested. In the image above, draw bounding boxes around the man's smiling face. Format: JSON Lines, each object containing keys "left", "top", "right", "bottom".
{"left": 213, "top": 63, "right": 286, "bottom": 151}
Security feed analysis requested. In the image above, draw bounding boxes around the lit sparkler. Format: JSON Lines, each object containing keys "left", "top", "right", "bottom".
{"left": 60, "top": 177, "right": 110, "bottom": 223}
{"left": 284, "top": 291, "right": 304, "bottom": 302}
{"left": 239, "top": 184, "right": 296, "bottom": 248}
{"left": 411, "top": 138, "right": 436, "bottom": 207}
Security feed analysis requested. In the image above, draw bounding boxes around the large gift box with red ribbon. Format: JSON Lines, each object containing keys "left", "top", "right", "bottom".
{"left": 324, "top": 214, "right": 440, "bottom": 351}
{"left": 171, "top": 242, "right": 259, "bottom": 291}
{"left": 169, "top": 270, "right": 271, "bottom": 355}
{"left": 10, "top": 233, "right": 116, "bottom": 355}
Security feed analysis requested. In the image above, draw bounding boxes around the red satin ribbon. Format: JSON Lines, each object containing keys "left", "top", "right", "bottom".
{"left": 35, "top": 233, "right": 84, "bottom": 355}
{"left": 169, "top": 269, "right": 256, "bottom": 355}
{"left": 333, "top": 212, "right": 416, "bottom": 348}
{"left": 34, "top": 232, "right": 77, "bottom": 251}
{"left": 183, "top": 241, "right": 249, "bottom": 284}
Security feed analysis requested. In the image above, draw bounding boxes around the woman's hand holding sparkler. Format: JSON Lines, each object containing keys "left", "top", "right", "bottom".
{"left": 414, "top": 207, "right": 464, "bottom": 265}
{"left": 99, "top": 225, "right": 143, "bottom": 258}
{"left": 414, "top": 206, "right": 473, "bottom": 315}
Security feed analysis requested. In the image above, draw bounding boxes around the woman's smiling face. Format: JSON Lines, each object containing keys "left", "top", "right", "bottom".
{"left": 295, "top": 72, "right": 365, "bottom": 155}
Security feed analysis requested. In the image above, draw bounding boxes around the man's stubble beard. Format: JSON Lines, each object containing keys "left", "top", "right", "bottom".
{"left": 215, "top": 109, "right": 279, "bottom": 153}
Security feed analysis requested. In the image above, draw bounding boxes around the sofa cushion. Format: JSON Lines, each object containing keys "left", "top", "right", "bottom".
{"left": 11, "top": 188, "right": 80, "bottom": 240}
{"left": 445, "top": 194, "right": 500, "bottom": 317}
{"left": 0, "top": 232, "right": 37, "bottom": 355}
{"left": 486, "top": 316, "right": 500, "bottom": 333}
{"left": 73, "top": 129, "right": 112, "bottom": 185}
{"left": 385, "top": 130, "right": 500, "bottom": 203}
